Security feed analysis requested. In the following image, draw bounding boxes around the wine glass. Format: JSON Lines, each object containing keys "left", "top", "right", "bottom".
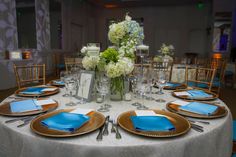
{"left": 156, "top": 71, "right": 167, "bottom": 102}
{"left": 65, "top": 77, "right": 77, "bottom": 106}
{"left": 61, "top": 71, "right": 69, "bottom": 97}
{"left": 147, "top": 68, "right": 158, "bottom": 100}
{"left": 96, "top": 76, "right": 109, "bottom": 103}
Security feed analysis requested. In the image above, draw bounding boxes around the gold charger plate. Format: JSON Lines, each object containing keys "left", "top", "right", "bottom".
{"left": 30, "top": 109, "right": 105, "bottom": 138}
{"left": 163, "top": 82, "right": 187, "bottom": 90}
{"left": 0, "top": 98, "right": 58, "bottom": 117}
{"left": 166, "top": 101, "right": 227, "bottom": 119}
{"left": 172, "top": 89, "right": 218, "bottom": 101}
{"left": 118, "top": 109, "right": 191, "bottom": 138}
{"left": 15, "top": 86, "right": 60, "bottom": 97}
{"left": 49, "top": 80, "right": 65, "bottom": 87}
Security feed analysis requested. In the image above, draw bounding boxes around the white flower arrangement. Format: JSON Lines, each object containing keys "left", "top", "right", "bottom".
{"left": 105, "top": 57, "right": 134, "bottom": 78}
{"left": 158, "top": 43, "right": 174, "bottom": 56}
{"left": 81, "top": 14, "right": 142, "bottom": 76}
{"left": 82, "top": 55, "right": 100, "bottom": 70}
{"left": 154, "top": 43, "right": 175, "bottom": 62}
{"left": 108, "top": 14, "right": 144, "bottom": 57}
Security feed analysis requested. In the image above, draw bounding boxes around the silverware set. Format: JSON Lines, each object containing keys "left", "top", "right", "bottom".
{"left": 96, "top": 115, "right": 122, "bottom": 141}
{"left": 162, "top": 109, "right": 210, "bottom": 133}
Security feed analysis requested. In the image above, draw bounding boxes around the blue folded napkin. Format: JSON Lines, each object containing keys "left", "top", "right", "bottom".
{"left": 41, "top": 112, "right": 90, "bottom": 132}
{"left": 165, "top": 82, "right": 181, "bottom": 88}
{"left": 20, "top": 87, "right": 46, "bottom": 95}
{"left": 187, "top": 90, "right": 212, "bottom": 98}
{"left": 179, "top": 102, "right": 218, "bottom": 115}
{"left": 10, "top": 99, "right": 42, "bottom": 113}
{"left": 130, "top": 116, "right": 175, "bottom": 132}
{"left": 53, "top": 80, "right": 65, "bottom": 85}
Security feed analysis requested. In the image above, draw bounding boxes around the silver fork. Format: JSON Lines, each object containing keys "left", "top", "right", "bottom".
{"left": 109, "top": 118, "right": 116, "bottom": 133}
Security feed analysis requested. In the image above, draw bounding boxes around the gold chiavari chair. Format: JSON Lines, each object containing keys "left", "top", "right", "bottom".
{"left": 64, "top": 57, "right": 83, "bottom": 73}
{"left": 152, "top": 61, "right": 174, "bottom": 82}
{"left": 13, "top": 64, "right": 46, "bottom": 89}
{"left": 185, "top": 66, "right": 216, "bottom": 93}
{"left": 132, "top": 63, "right": 152, "bottom": 76}
{"left": 207, "top": 58, "right": 227, "bottom": 94}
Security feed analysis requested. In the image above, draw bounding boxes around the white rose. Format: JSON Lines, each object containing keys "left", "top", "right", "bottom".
{"left": 81, "top": 46, "right": 87, "bottom": 54}
{"left": 125, "top": 15, "right": 132, "bottom": 21}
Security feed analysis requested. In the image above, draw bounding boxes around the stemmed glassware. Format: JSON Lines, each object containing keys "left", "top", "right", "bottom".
{"left": 65, "top": 77, "right": 77, "bottom": 106}
{"left": 156, "top": 71, "right": 167, "bottom": 102}
{"left": 96, "top": 76, "right": 110, "bottom": 103}
{"left": 61, "top": 71, "right": 69, "bottom": 97}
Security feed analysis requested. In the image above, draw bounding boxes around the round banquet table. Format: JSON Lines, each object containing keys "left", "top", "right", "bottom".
{"left": 0, "top": 88, "right": 233, "bottom": 157}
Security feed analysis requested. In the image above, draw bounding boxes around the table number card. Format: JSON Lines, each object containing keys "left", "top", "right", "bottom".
{"left": 75, "top": 70, "right": 95, "bottom": 102}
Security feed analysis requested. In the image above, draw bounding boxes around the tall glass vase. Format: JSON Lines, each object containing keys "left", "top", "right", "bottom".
{"left": 110, "top": 76, "right": 124, "bottom": 101}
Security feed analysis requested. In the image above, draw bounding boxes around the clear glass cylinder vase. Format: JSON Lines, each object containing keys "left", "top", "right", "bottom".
{"left": 110, "top": 76, "right": 124, "bottom": 101}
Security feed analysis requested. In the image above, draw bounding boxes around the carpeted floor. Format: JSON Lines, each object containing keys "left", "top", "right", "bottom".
{"left": 0, "top": 78, "right": 235, "bottom": 119}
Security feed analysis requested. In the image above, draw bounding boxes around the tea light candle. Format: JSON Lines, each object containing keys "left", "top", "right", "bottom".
{"left": 87, "top": 46, "right": 100, "bottom": 51}
{"left": 96, "top": 97, "right": 103, "bottom": 103}
{"left": 124, "top": 93, "right": 132, "bottom": 101}
{"left": 136, "top": 44, "right": 149, "bottom": 50}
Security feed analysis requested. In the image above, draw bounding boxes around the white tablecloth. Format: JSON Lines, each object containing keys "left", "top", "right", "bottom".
{"left": 0, "top": 88, "right": 233, "bottom": 157}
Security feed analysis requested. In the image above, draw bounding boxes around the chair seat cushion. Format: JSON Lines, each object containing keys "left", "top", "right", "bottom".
{"left": 188, "top": 81, "right": 220, "bottom": 88}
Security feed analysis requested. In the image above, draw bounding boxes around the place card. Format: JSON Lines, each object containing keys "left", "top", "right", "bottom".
{"left": 135, "top": 110, "right": 166, "bottom": 117}
{"left": 174, "top": 91, "right": 191, "bottom": 96}
{"left": 135, "top": 110, "right": 157, "bottom": 116}
{"left": 35, "top": 99, "right": 56, "bottom": 106}
{"left": 41, "top": 88, "right": 57, "bottom": 92}
{"left": 171, "top": 100, "right": 190, "bottom": 106}
{"left": 70, "top": 108, "right": 94, "bottom": 115}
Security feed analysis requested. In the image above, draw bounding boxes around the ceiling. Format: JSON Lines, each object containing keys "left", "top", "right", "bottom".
{"left": 87, "top": 0, "right": 212, "bottom": 8}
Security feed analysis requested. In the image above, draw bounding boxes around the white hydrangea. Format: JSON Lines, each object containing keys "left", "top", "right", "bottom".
{"left": 82, "top": 56, "right": 100, "bottom": 70}
{"left": 108, "top": 23, "right": 126, "bottom": 45}
{"left": 105, "top": 62, "right": 123, "bottom": 78}
{"left": 159, "top": 43, "right": 175, "bottom": 56}
{"left": 117, "top": 57, "right": 134, "bottom": 75}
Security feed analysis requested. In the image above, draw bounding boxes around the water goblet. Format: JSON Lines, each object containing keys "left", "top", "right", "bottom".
{"left": 65, "top": 78, "right": 77, "bottom": 106}
{"left": 156, "top": 71, "right": 167, "bottom": 102}
{"left": 61, "top": 71, "right": 69, "bottom": 97}
{"left": 96, "top": 77, "right": 109, "bottom": 103}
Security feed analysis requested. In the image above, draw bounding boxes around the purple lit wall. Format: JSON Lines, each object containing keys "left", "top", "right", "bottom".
{"left": 0, "top": 0, "right": 18, "bottom": 52}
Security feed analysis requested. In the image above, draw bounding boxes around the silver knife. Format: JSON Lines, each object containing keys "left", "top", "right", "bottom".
{"left": 102, "top": 116, "right": 110, "bottom": 136}
{"left": 96, "top": 116, "right": 109, "bottom": 141}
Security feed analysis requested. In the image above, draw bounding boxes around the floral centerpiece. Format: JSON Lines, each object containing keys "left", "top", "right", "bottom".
{"left": 81, "top": 14, "right": 144, "bottom": 100}
{"left": 153, "top": 43, "right": 174, "bottom": 62}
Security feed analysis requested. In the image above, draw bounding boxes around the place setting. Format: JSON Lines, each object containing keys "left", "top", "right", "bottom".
{"left": 15, "top": 85, "right": 60, "bottom": 97}
{"left": 30, "top": 108, "right": 105, "bottom": 138}
{"left": 166, "top": 99, "right": 227, "bottom": 119}
{"left": 117, "top": 109, "right": 191, "bottom": 138}
{"left": 0, "top": 98, "right": 58, "bottom": 128}
{"left": 172, "top": 89, "right": 218, "bottom": 101}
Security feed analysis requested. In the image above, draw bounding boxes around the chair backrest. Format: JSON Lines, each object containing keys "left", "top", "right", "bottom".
{"left": 64, "top": 57, "right": 82, "bottom": 72}
{"left": 152, "top": 61, "right": 173, "bottom": 81}
{"left": 185, "top": 66, "right": 216, "bottom": 92}
{"left": 206, "top": 58, "right": 227, "bottom": 94}
{"left": 132, "top": 64, "right": 152, "bottom": 76}
{"left": 13, "top": 64, "right": 46, "bottom": 89}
